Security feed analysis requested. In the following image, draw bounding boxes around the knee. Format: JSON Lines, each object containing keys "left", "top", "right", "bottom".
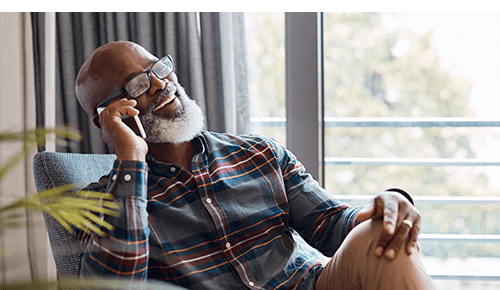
{"left": 316, "top": 220, "right": 389, "bottom": 290}
{"left": 341, "top": 219, "right": 384, "bottom": 255}
{"left": 318, "top": 220, "right": 435, "bottom": 290}
{"left": 352, "top": 219, "right": 385, "bottom": 237}
{"left": 324, "top": 219, "right": 385, "bottom": 275}
{"left": 335, "top": 218, "right": 417, "bottom": 270}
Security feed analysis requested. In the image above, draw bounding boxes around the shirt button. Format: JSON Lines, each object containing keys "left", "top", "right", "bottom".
{"left": 124, "top": 174, "right": 132, "bottom": 181}
{"left": 112, "top": 175, "right": 117, "bottom": 181}
{"left": 170, "top": 167, "right": 176, "bottom": 172}
{"left": 249, "top": 281, "right": 255, "bottom": 287}
{"left": 206, "top": 198, "right": 212, "bottom": 204}
{"left": 226, "top": 242, "right": 231, "bottom": 249}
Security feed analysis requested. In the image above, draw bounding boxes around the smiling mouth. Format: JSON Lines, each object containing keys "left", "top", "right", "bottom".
{"left": 152, "top": 90, "right": 177, "bottom": 112}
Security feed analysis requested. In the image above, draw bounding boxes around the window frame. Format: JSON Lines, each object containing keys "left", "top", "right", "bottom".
{"left": 280, "top": 12, "right": 500, "bottom": 283}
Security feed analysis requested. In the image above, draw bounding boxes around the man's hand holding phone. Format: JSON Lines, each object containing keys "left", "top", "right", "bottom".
{"left": 97, "top": 98, "right": 148, "bottom": 162}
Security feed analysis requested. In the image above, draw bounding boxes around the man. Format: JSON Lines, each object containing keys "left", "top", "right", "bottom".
{"left": 74, "top": 41, "right": 435, "bottom": 289}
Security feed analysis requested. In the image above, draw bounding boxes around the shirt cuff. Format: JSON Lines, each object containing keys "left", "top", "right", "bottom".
{"left": 106, "top": 160, "right": 148, "bottom": 198}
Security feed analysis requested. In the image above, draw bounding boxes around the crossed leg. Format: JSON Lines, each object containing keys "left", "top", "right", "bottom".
{"left": 316, "top": 220, "right": 435, "bottom": 290}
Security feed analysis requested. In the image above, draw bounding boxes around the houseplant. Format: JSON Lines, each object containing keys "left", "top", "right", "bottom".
{"left": 1, "top": 127, "right": 185, "bottom": 289}
{"left": 0, "top": 127, "right": 118, "bottom": 289}
{"left": 0, "top": 127, "right": 119, "bottom": 236}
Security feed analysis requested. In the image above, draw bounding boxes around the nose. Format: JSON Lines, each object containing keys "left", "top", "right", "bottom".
{"left": 148, "top": 72, "right": 167, "bottom": 95}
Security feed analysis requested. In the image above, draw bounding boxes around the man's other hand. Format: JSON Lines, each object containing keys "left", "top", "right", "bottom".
{"left": 355, "top": 191, "right": 420, "bottom": 260}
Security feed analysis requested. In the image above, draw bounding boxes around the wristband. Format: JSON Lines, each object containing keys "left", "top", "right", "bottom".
{"left": 385, "top": 188, "right": 414, "bottom": 205}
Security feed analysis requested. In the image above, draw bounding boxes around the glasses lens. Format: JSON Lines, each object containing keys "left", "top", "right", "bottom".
{"left": 125, "top": 73, "right": 150, "bottom": 98}
{"left": 152, "top": 57, "right": 174, "bottom": 79}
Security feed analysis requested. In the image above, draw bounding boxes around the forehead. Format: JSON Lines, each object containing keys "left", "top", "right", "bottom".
{"left": 103, "top": 45, "right": 158, "bottom": 84}
{"left": 126, "top": 45, "right": 158, "bottom": 66}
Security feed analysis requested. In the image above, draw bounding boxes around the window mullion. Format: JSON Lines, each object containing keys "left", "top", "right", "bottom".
{"left": 285, "top": 12, "right": 324, "bottom": 185}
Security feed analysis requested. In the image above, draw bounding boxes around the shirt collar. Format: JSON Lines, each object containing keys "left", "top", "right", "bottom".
{"left": 145, "top": 132, "right": 207, "bottom": 167}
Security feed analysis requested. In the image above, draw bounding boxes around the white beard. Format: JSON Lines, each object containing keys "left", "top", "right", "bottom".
{"left": 139, "top": 82, "right": 204, "bottom": 144}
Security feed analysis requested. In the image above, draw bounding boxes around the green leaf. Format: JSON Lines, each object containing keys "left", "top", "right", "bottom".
{"left": 0, "top": 184, "right": 119, "bottom": 237}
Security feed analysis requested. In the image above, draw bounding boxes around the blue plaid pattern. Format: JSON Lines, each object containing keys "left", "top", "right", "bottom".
{"left": 76, "top": 132, "right": 360, "bottom": 290}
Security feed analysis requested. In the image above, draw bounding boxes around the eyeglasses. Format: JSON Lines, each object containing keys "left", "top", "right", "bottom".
{"left": 95, "top": 54, "right": 175, "bottom": 114}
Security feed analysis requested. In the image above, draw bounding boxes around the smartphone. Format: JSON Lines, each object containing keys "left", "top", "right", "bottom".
{"left": 97, "top": 107, "right": 147, "bottom": 139}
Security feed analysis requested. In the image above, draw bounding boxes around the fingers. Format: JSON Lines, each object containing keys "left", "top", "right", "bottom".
{"left": 98, "top": 99, "right": 140, "bottom": 136}
{"left": 362, "top": 193, "right": 398, "bottom": 235}
{"left": 356, "top": 194, "right": 386, "bottom": 223}
{"left": 382, "top": 196, "right": 398, "bottom": 235}
{"left": 375, "top": 218, "right": 413, "bottom": 260}
{"left": 98, "top": 98, "right": 148, "bottom": 160}
{"left": 355, "top": 199, "right": 375, "bottom": 223}
{"left": 100, "top": 98, "right": 139, "bottom": 120}
{"left": 406, "top": 216, "right": 420, "bottom": 255}
{"left": 368, "top": 191, "right": 421, "bottom": 260}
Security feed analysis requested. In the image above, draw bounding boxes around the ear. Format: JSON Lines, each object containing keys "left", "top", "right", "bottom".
{"left": 92, "top": 115, "right": 102, "bottom": 129}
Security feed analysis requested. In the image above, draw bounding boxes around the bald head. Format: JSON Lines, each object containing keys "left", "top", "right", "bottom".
{"left": 75, "top": 41, "right": 157, "bottom": 127}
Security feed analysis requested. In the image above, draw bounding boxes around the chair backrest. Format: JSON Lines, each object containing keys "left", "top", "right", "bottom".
{"left": 33, "top": 151, "right": 116, "bottom": 279}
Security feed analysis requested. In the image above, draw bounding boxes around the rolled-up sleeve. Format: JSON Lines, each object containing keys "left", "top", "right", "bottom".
{"left": 267, "top": 137, "right": 360, "bottom": 257}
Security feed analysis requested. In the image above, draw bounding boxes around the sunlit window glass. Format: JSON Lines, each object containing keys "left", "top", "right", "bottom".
{"left": 324, "top": 12, "right": 500, "bottom": 288}
{"left": 244, "top": 12, "right": 286, "bottom": 146}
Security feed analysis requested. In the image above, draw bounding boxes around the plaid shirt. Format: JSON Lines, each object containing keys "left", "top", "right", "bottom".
{"left": 77, "top": 132, "right": 359, "bottom": 290}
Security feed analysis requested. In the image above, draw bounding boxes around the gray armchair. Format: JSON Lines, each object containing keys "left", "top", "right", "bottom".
{"left": 33, "top": 151, "right": 117, "bottom": 279}
{"left": 33, "top": 151, "right": 187, "bottom": 289}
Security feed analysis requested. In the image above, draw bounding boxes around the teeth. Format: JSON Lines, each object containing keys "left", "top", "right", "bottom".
{"left": 153, "top": 92, "right": 176, "bottom": 112}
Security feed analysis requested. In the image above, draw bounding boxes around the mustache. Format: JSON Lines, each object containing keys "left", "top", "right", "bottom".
{"left": 144, "top": 82, "right": 177, "bottom": 113}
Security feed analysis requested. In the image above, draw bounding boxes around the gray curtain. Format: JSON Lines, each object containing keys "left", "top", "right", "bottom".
{"left": 32, "top": 12, "right": 250, "bottom": 154}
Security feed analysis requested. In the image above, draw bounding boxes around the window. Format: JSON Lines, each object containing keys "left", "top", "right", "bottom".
{"left": 246, "top": 12, "right": 500, "bottom": 289}
{"left": 323, "top": 12, "right": 500, "bottom": 289}
{"left": 245, "top": 12, "right": 286, "bottom": 146}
